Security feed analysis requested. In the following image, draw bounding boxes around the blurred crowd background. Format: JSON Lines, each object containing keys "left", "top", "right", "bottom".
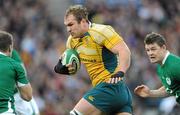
{"left": 0, "top": 0, "right": 179, "bottom": 115}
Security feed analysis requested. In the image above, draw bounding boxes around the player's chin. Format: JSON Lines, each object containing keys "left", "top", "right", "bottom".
{"left": 150, "top": 59, "right": 157, "bottom": 63}
{"left": 71, "top": 34, "right": 77, "bottom": 38}
{"left": 71, "top": 33, "right": 81, "bottom": 38}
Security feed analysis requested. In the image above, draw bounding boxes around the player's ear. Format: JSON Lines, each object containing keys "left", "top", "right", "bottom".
{"left": 9, "top": 44, "right": 13, "bottom": 56}
{"left": 10, "top": 45, "right": 13, "bottom": 51}
{"left": 81, "top": 19, "right": 87, "bottom": 24}
{"left": 162, "top": 44, "right": 166, "bottom": 50}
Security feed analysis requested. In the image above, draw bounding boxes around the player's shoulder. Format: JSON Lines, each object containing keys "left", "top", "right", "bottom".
{"left": 90, "top": 23, "right": 114, "bottom": 33}
{"left": 169, "top": 53, "right": 180, "bottom": 61}
{"left": 0, "top": 55, "right": 20, "bottom": 67}
{"left": 91, "top": 23, "right": 107, "bottom": 30}
{"left": 9, "top": 57, "right": 22, "bottom": 67}
{"left": 167, "top": 53, "right": 180, "bottom": 68}
{"left": 166, "top": 54, "right": 180, "bottom": 65}
{"left": 89, "top": 23, "right": 116, "bottom": 37}
{"left": 12, "top": 49, "right": 22, "bottom": 63}
{"left": 0, "top": 54, "right": 14, "bottom": 62}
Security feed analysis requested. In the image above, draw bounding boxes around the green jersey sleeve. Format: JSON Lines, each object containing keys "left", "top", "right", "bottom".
{"left": 13, "top": 61, "right": 29, "bottom": 85}
{"left": 171, "top": 54, "right": 180, "bottom": 81}
{"left": 11, "top": 50, "right": 29, "bottom": 86}
{"left": 12, "top": 50, "right": 22, "bottom": 63}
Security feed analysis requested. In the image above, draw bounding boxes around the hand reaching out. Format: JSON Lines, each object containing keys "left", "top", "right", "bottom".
{"left": 134, "top": 85, "right": 151, "bottom": 97}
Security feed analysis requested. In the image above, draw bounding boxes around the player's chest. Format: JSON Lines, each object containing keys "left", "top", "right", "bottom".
{"left": 73, "top": 37, "right": 102, "bottom": 63}
{"left": 158, "top": 68, "right": 174, "bottom": 88}
{"left": 73, "top": 37, "right": 101, "bottom": 55}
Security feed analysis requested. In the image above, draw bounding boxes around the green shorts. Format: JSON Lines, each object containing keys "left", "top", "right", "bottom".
{"left": 83, "top": 81, "right": 132, "bottom": 114}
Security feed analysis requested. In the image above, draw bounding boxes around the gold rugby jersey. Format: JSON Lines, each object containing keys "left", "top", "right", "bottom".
{"left": 66, "top": 23, "right": 123, "bottom": 86}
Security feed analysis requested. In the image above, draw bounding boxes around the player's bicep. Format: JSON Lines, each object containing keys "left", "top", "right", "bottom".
{"left": 103, "top": 34, "right": 123, "bottom": 50}
{"left": 110, "top": 41, "right": 130, "bottom": 55}
{"left": 15, "top": 63, "right": 29, "bottom": 84}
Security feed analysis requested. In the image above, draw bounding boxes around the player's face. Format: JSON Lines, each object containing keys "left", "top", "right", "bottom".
{"left": 64, "top": 14, "right": 85, "bottom": 38}
{"left": 145, "top": 43, "right": 166, "bottom": 64}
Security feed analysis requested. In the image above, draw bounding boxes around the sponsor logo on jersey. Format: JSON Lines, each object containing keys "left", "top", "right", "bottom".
{"left": 166, "top": 88, "right": 173, "bottom": 94}
{"left": 88, "top": 96, "right": 95, "bottom": 102}
{"left": 77, "top": 46, "right": 97, "bottom": 55}
{"left": 166, "top": 77, "right": 171, "bottom": 85}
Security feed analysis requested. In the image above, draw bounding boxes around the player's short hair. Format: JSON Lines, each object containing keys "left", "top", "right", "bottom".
{"left": 144, "top": 32, "right": 166, "bottom": 47}
{"left": 0, "top": 31, "right": 13, "bottom": 52}
{"left": 65, "top": 5, "right": 89, "bottom": 23}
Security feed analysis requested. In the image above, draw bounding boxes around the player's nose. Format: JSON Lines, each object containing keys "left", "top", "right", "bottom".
{"left": 147, "top": 50, "right": 153, "bottom": 55}
{"left": 68, "top": 27, "right": 72, "bottom": 33}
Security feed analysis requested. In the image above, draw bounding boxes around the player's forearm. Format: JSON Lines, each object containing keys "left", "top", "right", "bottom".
{"left": 118, "top": 46, "right": 131, "bottom": 73}
{"left": 149, "top": 86, "right": 168, "bottom": 97}
{"left": 54, "top": 59, "right": 70, "bottom": 74}
{"left": 19, "top": 83, "right": 32, "bottom": 101}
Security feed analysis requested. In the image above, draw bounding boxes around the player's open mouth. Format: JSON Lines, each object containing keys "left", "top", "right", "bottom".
{"left": 150, "top": 57, "right": 155, "bottom": 60}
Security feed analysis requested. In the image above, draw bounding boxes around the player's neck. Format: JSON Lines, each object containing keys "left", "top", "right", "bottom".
{"left": 0, "top": 50, "right": 9, "bottom": 56}
{"left": 80, "top": 23, "right": 89, "bottom": 38}
{"left": 160, "top": 50, "right": 170, "bottom": 65}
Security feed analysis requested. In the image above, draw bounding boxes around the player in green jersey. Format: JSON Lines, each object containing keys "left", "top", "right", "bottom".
{"left": 12, "top": 50, "right": 40, "bottom": 115}
{"left": 0, "top": 31, "right": 32, "bottom": 114}
{"left": 54, "top": 5, "right": 133, "bottom": 115}
{"left": 134, "top": 32, "right": 180, "bottom": 104}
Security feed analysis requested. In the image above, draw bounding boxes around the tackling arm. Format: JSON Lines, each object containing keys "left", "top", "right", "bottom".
{"left": 149, "top": 86, "right": 168, "bottom": 97}
{"left": 134, "top": 85, "right": 168, "bottom": 98}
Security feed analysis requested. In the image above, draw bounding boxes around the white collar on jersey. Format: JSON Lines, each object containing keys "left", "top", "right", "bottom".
{"left": 0, "top": 51, "right": 7, "bottom": 56}
{"left": 162, "top": 51, "right": 170, "bottom": 65}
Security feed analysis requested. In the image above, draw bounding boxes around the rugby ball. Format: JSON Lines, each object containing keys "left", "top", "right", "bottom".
{"left": 61, "top": 49, "right": 80, "bottom": 74}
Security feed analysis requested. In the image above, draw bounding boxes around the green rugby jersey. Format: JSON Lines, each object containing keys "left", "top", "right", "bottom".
{"left": 157, "top": 53, "right": 180, "bottom": 104}
{"left": 0, "top": 52, "right": 29, "bottom": 113}
{"left": 12, "top": 50, "right": 22, "bottom": 63}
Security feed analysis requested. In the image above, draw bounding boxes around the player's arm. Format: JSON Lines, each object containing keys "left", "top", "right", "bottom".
{"left": 92, "top": 26, "right": 131, "bottom": 83}
{"left": 15, "top": 62, "right": 32, "bottom": 101}
{"left": 17, "top": 83, "right": 32, "bottom": 101}
{"left": 54, "top": 36, "right": 75, "bottom": 75}
{"left": 54, "top": 59, "right": 70, "bottom": 74}
{"left": 110, "top": 41, "right": 131, "bottom": 73}
{"left": 134, "top": 85, "right": 168, "bottom": 97}
{"left": 106, "top": 41, "right": 131, "bottom": 83}
{"left": 149, "top": 86, "right": 168, "bottom": 97}
{"left": 101, "top": 26, "right": 131, "bottom": 73}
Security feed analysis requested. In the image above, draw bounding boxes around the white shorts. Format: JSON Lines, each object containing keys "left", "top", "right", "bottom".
{"left": 0, "top": 111, "right": 15, "bottom": 115}
{"left": 14, "top": 93, "right": 40, "bottom": 115}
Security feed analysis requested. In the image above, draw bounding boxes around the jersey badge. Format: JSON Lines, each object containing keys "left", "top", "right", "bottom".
{"left": 166, "top": 77, "right": 171, "bottom": 85}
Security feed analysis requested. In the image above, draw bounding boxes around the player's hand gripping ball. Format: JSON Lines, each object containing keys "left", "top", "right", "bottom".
{"left": 61, "top": 49, "right": 80, "bottom": 75}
